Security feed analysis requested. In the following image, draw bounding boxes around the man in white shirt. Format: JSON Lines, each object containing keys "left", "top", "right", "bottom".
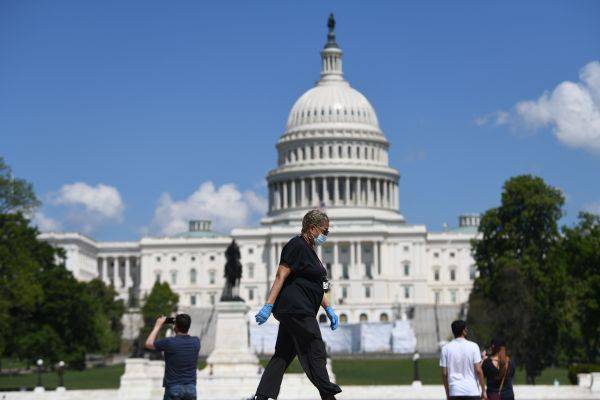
{"left": 440, "top": 320, "right": 486, "bottom": 400}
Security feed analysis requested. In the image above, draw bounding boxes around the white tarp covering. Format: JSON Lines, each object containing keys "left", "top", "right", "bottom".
{"left": 391, "top": 320, "right": 417, "bottom": 353}
{"left": 250, "top": 319, "right": 416, "bottom": 355}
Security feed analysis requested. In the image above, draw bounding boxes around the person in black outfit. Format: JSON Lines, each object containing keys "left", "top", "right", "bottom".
{"left": 482, "top": 338, "right": 516, "bottom": 400}
{"left": 253, "top": 209, "right": 341, "bottom": 400}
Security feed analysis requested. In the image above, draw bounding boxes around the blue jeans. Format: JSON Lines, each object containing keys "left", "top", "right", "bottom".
{"left": 163, "top": 384, "right": 196, "bottom": 400}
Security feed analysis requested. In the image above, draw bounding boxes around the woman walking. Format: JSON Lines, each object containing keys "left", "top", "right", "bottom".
{"left": 253, "top": 209, "right": 342, "bottom": 400}
{"left": 482, "top": 338, "right": 516, "bottom": 400}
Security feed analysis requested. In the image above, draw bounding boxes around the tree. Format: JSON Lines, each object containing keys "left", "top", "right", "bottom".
{"left": 0, "top": 213, "right": 47, "bottom": 360}
{"left": 467, "top": 175, "right": 567, "bottom": 383}
{"left": 135, "top": 281, "right": 179, "bottom": 357}
{"left": 0, "top": 213, "right": 125, "bottom": 369}
{"left": 559, "top": 212, "right": 600, "bottom": 364}
{"left": 86, "top": 279, "right": 126, "bottom": 353}
{"left": 0, "top": 158, "right": 124, "bottom": 368}
{"left": 0, "top": 157, "right": 40, "bottom": 214}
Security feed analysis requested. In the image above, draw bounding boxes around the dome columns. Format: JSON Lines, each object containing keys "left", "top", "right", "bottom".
{"left": 268, "top": 175, "right": 399, "bottom": 212}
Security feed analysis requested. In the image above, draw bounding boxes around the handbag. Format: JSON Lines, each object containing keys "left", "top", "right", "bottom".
{"left": 488, "top": 357, "right": 509, "bottom": 400}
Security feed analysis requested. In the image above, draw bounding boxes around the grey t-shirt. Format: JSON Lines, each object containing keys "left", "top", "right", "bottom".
{"left": 154, "top": 335, "right": 201, "bottom": 387}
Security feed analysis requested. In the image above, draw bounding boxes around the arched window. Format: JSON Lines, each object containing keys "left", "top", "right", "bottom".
{"left": 434, "top": 267, "right": 440, "bottom": 281}
{"left": 190, "top": 268, "right": 197, "bottom": 284}
{"left": 248, "top": 263, "right": 255, "bottom": 279}
{"left": 450, "top": 268, "right": 456, "bottom": 281}
{"left": 339, "top": 314, "right": 348, "bottom": 324}
{"left": 347, "top": 146, "right": 352, "bottom": 158}
{"left": 170, "top": 270, "right": 177, "bottom": 285}
{"left": 209, "top": 270, "right": 216, "bottom": 285}
{"left": 379, "top": 313, "right": 389, "bottom": 322}
{"left": 359, "top": 313, "right": 368, "bottom": 322}
{"left": 318, "top": 314, "right": 327, "bottom": 323}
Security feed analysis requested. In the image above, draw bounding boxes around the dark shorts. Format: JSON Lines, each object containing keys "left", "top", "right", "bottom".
{"left": 163, "top": 384, "right": 196, "bottom": 400}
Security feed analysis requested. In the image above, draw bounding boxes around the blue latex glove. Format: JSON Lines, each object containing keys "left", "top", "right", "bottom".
{"left": 325, "top": 306, "right": 339, "bottom": 331}
{"left": 255, "top": 304, "right": 273, "bottom": 325}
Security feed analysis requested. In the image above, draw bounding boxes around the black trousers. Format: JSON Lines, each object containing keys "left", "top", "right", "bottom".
{"left": 256, "top": 314, "right": 342, "bottom": 400}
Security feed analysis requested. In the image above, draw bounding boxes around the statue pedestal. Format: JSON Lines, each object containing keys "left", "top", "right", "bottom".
{"left": 197, "top": 301, "right": 261, "bottom": 399}
{"left": 201, "top": 301, "right": 260, "bottom": 376}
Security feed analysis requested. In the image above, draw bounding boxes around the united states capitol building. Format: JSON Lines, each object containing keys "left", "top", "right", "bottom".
{"left": 40, "top": 17, "right": 480, "bottom": 348}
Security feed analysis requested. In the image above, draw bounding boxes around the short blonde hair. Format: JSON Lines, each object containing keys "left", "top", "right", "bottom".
{"left": 302, "top": 209, "right": 329, "bottom": 234}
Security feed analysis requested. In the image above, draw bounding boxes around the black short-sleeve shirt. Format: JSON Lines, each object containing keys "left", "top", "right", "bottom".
{"left": 272, "top": 235, "right": 327, "bottom": 317}
{"left": 482, "top": 358, "right": 515, "bottom": 398}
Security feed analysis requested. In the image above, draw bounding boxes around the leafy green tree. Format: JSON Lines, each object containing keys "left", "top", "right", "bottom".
{"left": 0, "top": 158, "right": 125, "bottom": 368}
{"left": 467, "top": 175, "right": 567, "bottom": 384}
{"left": 18, "top": 258, "right": 114, "bottom": 369}
{"left": 0, "top": 213, "right": 47, "bottom": 360}
{"left": 559, "top": 212, "right": 600, "bottom": 363}
{"left": 135, "top": 281, "right": 179, "bottom": 357}
{"left": 86, "top": 279, "right": 126, "bottom": 353}
{"left": 0, "top": 157, "right": 40, "bottom": 214}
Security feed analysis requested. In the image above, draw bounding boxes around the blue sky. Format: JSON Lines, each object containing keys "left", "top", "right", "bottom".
{"left": 1, "top": 1, "right": 599, "bottom": 241}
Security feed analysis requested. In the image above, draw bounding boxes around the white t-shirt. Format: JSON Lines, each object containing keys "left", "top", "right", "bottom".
{"left": 440, "top": 338, "right": 482, "bottom": 396}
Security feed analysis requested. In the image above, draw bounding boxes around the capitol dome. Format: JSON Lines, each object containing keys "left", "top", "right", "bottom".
{"left": 263, "top": 14, "right": 404, "bottom": 226}
{"left": 286, "top": 83, "right": 380, "bottom": 131}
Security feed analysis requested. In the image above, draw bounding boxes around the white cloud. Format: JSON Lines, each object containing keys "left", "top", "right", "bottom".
{"left": 47, "top": 182, "right": 124, "bottom": 233}
{"left": 33, "top": 212, "right": 62, "bottom": 232}
{"left": 50, "top": 182, "right": 124, "bottom": 219}
{"left": 149, "top": 181, "right": 267, "bottom": 236}
{"left": 480, "top": 61, "right": 600, "bottom": 154}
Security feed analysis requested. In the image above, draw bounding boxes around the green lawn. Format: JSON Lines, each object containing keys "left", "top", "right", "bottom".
{"left": 0, "top": 359, "right": 570, "bottom": 390}
{"left": 0, "top": 364, "right": 124, "bottom": 391}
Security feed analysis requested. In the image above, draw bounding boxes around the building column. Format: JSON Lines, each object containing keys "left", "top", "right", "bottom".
{"left": 374, "top": 241, "right": 380, "bottom": 276}
{"left": 125, "top": 257, "right": 132, "bottom": 288}
{"left": 383, "top": 180, "right": 389, "bottom": 208}
{"left": 356, "top": 178, "right": 362, "bottom": 206}
{"left": 268, "top": 184, "right": 273, "bottom": 212}
{"left": 356, "top": 242, "right": 363, "bottom": 276}
{"left": 366, "top": 179, "right": 373, "bottom": 206}
{"left": 375, "top": 179, "right": 381, "bottom": 207}
{"left": 345, "top": 177, "right": 350, "bottom": 205}
{"left": 333, "top": 177, "right": 339, "bottom": 206}
{"left": 311, "top": 177, "right": 317, "bottom": 206}
{"left": 282, "top": 181, "right": 288, "bottom": 208}
{"left": 350, "top": 242, "right": 356, "bottom": 278}
{"left": 333, "top": 242, "right": 339, "bottom": 279}
{"left": 290, "top": 179, "right": 296, "bottom": 208}
{"left": 112, "top": 257, "right": 119, "bottom": 287}
{"left": 99, "top": 257, "right": 106, "bottom": 283}
{"left": 300, "top": 178, "right": 306, "bottom": 207}
{"left": 323, "top": 177, "right": 329, "bottom": 206}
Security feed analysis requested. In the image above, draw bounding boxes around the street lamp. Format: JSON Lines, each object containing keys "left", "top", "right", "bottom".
{"left": 412, "top": 352, "right": 422, "bottom": 387}
{"left": 57, "top": 361, "right": 66, "bottom": 391}
{"left": 34, "top": 359, "right": 44, "bottom": 393}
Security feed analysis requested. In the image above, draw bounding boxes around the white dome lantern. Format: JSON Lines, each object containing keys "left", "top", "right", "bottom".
{"left": 264, "top": 14, "right": 404, "bottom": 226}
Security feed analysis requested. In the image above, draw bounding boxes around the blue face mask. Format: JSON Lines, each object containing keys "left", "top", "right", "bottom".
{"left": 314, "top": 233, "right": 327, "bottom": 246}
